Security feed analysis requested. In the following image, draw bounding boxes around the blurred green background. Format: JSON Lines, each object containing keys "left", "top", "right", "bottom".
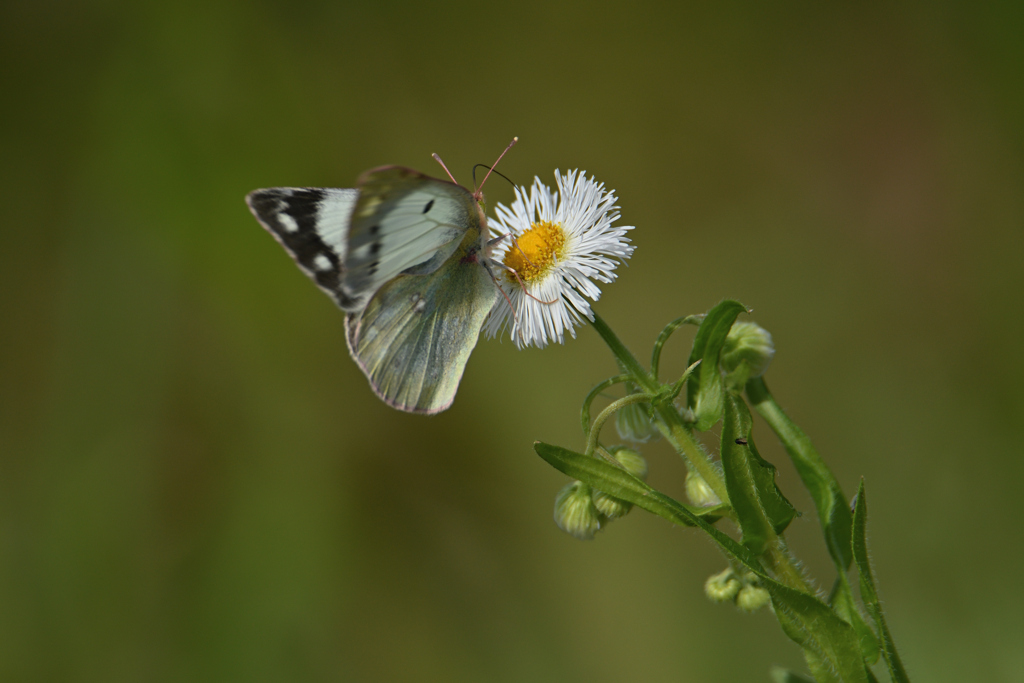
{"left": 2, "top": 1, "right": 1023, "bottom": 681}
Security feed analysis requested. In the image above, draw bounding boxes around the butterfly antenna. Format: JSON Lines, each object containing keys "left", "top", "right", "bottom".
{"left": 472, "top": 164, "right": 516, "bottom": 190}
{"left": 475, "top": 136, "right": 518, "bottom": 197}
{"left": 431, "top": 153, "right": 459, "bottom": 185}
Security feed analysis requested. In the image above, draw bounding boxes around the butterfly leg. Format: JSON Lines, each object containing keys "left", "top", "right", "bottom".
{"left": 491, "top": 260, "right": 559, "bottom": 306}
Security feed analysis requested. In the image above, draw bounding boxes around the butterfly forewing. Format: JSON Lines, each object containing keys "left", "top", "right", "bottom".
{"left": 345, "top": 229, "right": 499, "bottom": 414}
{"left": 246, "top": 187, "right": 361, "bottom": 310}
{"left": 342, "top": 167, "right": 482, "bottom": 310}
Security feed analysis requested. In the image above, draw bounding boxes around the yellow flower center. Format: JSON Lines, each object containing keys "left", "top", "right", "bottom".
{"left": 502, "top": 220, "right": 567, "bottom": 284}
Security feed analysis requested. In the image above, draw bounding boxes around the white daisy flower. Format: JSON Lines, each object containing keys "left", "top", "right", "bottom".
{"left": 485, "top": 170, "right": 635, "bottom": 348}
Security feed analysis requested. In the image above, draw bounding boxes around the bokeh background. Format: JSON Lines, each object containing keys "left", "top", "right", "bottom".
{"left": 3, "top": 1, "right": 1022, "bottom": 681}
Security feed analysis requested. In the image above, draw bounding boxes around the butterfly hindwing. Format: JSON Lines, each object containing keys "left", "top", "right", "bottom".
{"left": 345, "top": 229, "right": 499, "bottom": 414}
{"left": 342, "top": 167, "right": 483, "bottom": 310}
{"left": 246, "top": 187, "right": 361, "bottom": 310}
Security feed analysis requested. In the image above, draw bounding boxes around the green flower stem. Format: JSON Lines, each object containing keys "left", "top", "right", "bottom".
{"left": 589, "top": 312, "right": 658, "bottom": 391}
{"left": 653, "top": 405, "right": 731, "bottom": 507}
{"left": 591, "top": 315, "right": 805, "bottom": 592}
{"left": 762, "top": 539, "right": 814, "bottom": 594}
{"left": 585, "top": 393, "right": 652, "bottom": 459}
{"left": 580, "top": 374, "right": 631, "bottom": 434}
{"left": 589, "top": 312, "right": 731, "bottom": 506}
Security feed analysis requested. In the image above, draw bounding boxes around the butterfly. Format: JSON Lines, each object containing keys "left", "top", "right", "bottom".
{"left": 246, "top": 142, "right": 517, "bottom": 414}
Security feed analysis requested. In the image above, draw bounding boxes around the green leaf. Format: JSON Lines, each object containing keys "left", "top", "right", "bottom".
{"left": 831, "top": 576, "right": 880, "bottom": 664}
{"left": 803, "top": 651, "right": 841, "bottom": 683}
{"left": 768, "top": 587, "right": 868, "bottom": 683}
{"left": 746, "top": 377, "right": 853, "bottom": 571}
{"left": 534, "top": 442, "right": 729, "bottom": 528}
{"left": 687, "top": 300, "right": 747, "bottom": 430}
{"left": 536, "top": 441, "right": 869, "bottom": 683}
{"left": 650, "top": 314, "right": 702, "bottom": 380}
{"left": 852, "top": 481, "right": 911, "bottom": 683}
{"left": 721, "top": 394, "right": 797, "bottom": 552}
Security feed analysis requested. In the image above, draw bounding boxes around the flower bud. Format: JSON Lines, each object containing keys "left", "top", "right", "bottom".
{"left": 685, "top": 470, "right": 722, "bottom": 507}
{"left": 590, "top": 448, "right": 649, "bottom": 520}
{"left": 736, "top": 584, "right": 771, "bottom": 612}
{"left": 704, "top": 568, "right": 741, "bottom": 602}
{"left": 554, "top": 481, "right": 603, "bottom": 540}
{"left": 720, "top": 321, "right": 775, "bottom": 389}
{"left": 592, "top": 489, "right": 630, "bottom": 520}
{"left": 609, "top": 446, "right": 649, "bottom": 480}
{"left": 616, "top": 400, "right": 660, "bottom": 443}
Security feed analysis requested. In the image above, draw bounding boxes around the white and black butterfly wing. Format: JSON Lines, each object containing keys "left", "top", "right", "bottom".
{"left": 247, "top": 169, "right": 483, "bottom": 314}
{"left": 247, "top": 166, "right": 495, "bottom": 414}
{"left": 341, "top": 167, "right": 484, "bottom": 310}
{"left": 345, "top": 232, "right": 499, "bottom": 414}
{"left": 246, "top": 187, "right": 362, "bottom": 310}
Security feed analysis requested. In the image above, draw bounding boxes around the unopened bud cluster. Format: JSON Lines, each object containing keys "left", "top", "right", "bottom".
{"left": 704, "top": 567, "right": 771, "bottom": 612}
{"left": 720, "top": 321, "right": 775, "bottom": 389}
{"left": 554, "top": 447, "right": 648, "bottom": 540}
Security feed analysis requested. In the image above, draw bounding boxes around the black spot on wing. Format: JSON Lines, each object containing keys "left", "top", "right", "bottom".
{"left": 423, "top": 199, "right": 434, "bottom": 213}
{"left": 247, "top": 187, "right": 358, "bottom": 310}
{"left": 365, "top": 241, "right": 382, "bottom": 277}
